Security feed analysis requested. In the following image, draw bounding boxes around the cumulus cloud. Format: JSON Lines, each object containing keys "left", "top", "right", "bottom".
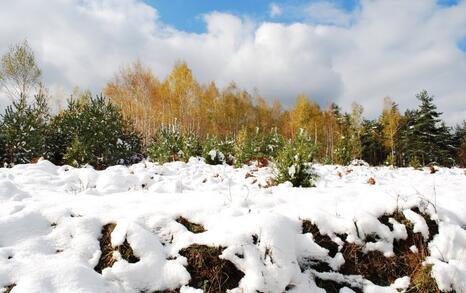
{"left": 269, "top": 3, "right": 283, "bottom": 17}
{"left": 305, "top": 1, "right": 354, "bottom": 26}
{"left": 0, "top": 0, "right": 465, "bottom": 124}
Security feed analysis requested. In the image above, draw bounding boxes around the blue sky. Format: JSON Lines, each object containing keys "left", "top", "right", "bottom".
{"left": 144, "top": 0, "right": 359, "bottom": 33}
{"left": 145, "top": 0, "right": 459, "bottom": 33}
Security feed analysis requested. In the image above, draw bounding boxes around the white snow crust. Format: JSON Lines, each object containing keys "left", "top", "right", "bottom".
{"left": 0, "top": 159, "right": 465, "bottom": 292}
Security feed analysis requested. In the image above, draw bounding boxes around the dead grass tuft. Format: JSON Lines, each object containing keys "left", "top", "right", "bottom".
{"left": 94, "top": 223, "right": 140, "bottom": 274}
{"left": 367, "top": 177, "right": 376, "bottom": 185}
{"left": 176, "top": 217, "right": 206, "bottom": 234}
{"left": 407, "top": 264, "right": 441, "bottom": 293}
{"left": 179, "top": 244, "right": 244, "bottom": 293}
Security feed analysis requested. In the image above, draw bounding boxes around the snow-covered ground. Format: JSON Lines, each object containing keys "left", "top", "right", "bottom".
{"left": 0, "top": 159, "right": 465, "bottom": 293}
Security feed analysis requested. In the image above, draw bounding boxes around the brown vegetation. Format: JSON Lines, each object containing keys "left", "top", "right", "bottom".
{"left": 179, "top": 245, "right": 244, "bottom": 292}
{"left": 367, "top": 177, "right": 376, "bottom": 185}
{"left": 94, "top": 223, "right": 140, "bottom": 274}
{"left": 175, "top": 217, "right": 206, "bottom": 234}
{"left": 301, "top": 209, "right": 440, "bottom": 292}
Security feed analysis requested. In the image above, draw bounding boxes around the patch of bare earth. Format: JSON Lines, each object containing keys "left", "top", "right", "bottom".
{"left": 178, "top": 244, "right": 244, "bottom": 293}
{"left": 175, "top": 217, "right": 206, "bottom": 234}
{"left": 300, "top": 209, "right": 441, "bottom": 293}
{"left": 94, "top": 223, "right": 140, "bottom": 274}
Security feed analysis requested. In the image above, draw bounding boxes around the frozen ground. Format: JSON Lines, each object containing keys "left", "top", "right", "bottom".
{"left": 0, "top": 159, "right": 465, "bottom": 293}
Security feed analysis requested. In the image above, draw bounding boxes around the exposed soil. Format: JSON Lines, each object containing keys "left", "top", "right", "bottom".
{"left": 94, "top": 223, "right": 140, "bottom": 274}
{"left": 300, "top": 209, "right": 441, "bottom": 292}
{"left": 179, "top": 244, "right": 244, "bottom": 293}
{"left": 176, "top": 217, "right": 206, "bottom": 233}
{"left": 302, "top": 220, "right": 339, "bottom": 257}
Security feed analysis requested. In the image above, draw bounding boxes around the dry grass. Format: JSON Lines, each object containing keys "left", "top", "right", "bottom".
{"left": 300, "top": 209, "right": 440, "bottom": 291}
{"left": 176, "top": 217, "right": 206, "bottom": 234}
{"left": 367, "top": 177, "right": 376, "bottom": 185}
{"left": 94, "top": 223, "right": 140, "bottom": 274}
{"left": 407, "top": 264, "right": 441, "bottom": 293}
{"left": 179, "top": 244, "right": 244, "bottom": 293}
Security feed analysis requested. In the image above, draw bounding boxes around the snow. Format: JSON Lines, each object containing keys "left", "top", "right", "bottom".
{"left": 0, "top": 159, "right": 465, "bottom": 292}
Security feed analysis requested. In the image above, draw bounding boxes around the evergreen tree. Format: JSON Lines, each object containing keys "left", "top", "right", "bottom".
{"left": 453, "top": 121, "right": 466, "bottom": 167}
{"left": 274, "top": 129, "right": 318, "bottom": 187}
{"left": 398, "top": 91, "right": 456, "bottom": 167}
{"left": 360, "top": 119, "right": 386, "bottom": 166}
{"left": 49, "top": 94, "right": 142, "bottom": 169}
{"left": 410, "top": 90, "right": 455, "bottom": 165}
{"left": 334, "top": 114, "right": 353, "bottom": 165}
{"left": 398, "top": 109, "right": 417, "bottom": 166}
{"left": 0, "top": 91, "right": 49, "bottom": 165}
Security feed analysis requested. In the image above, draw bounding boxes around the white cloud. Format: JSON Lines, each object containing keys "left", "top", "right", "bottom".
{"left": 0, "top": 0, "right": 465, "bottom": 124}
{"left": 269, "top": 3, "right": 283, "bottom": 17}
{"left": 305, "top": 1, "right": 354, "bottom": 26}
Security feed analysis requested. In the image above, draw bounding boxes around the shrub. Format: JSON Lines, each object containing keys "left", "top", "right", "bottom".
{"left": 182, "top": 129, "right": 203, "bottom": 160}
{"left": 410, "top": 156, "right": 422, "bottom": 169}
{"left": 234, "top": 127, "right": 283, "bottom": 167}
{"left": 385, "top": 153, "right": 396, "bottom": 166}
{"left": 147, "top": 123, "right": 185, "bottom": 163}
{"left": 202, "top": 135, "right": 234, "bottom": 165}
{"left": 274, "top": 129, "right": 319, "bottom": 187}
{"left": 334, "top": 135, "right": 353, "bottom": 166}
{"left": 0, "top": 93, "right": 50, "bottom": 165}
{"left": 49, "top": 94, "right": 142, "bottom": 169}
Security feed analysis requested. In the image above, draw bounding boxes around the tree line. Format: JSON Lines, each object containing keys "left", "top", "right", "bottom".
{"left": 0, "top": 40, "right": 465, "bottom": 170}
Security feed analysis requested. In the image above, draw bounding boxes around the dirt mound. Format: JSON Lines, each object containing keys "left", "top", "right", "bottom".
{"left": 94, "top": 223, "right": 140, "bottom": 274}
{"left": 179, "top": 244, "right": 244, "bottom": 293}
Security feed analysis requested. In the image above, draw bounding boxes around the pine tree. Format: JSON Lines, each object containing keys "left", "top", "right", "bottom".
{"left": 334, "top": 114, "right": 353, "bottom": 165}
{"left": 274, "top": 129, "right": 318, "bottom": 187}
{"left": 361, "top": 119, "right": 386, "bottom": 166}
{"left": 50, "top": 94, "right": 142, "bottom": 169}
{"left": 453, "top": 121, "right": 466, "bottom": 167}
{"left": 0, "top": 91, "right": 49, "bottom": 165}
{"left": 409, "top": 90, "right": 453, "bottom": 166}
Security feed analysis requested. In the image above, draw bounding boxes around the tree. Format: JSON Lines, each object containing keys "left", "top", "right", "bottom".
{"left": 0, "top": 88, "right": 50, "bottom": 164}
{"left": 453, "top": 121, "right": 466, "bottom": 167}
{"left": 350, "top": 102, "right": 364, "bottom": 159}
{"left": 104, "top": 61, "right": 161, "bottom": 145}
{"left": 360, "top": 119, "right": 386, "bottom": 165}
{"left": 399, "top": 90, "right": 455, "bottom": 166}
{"left": 274, "top": 130, "right": 319, "bottom": 187}
{"left": 49, "top": 94, "right": 142, "bottom": 169}
{"left": 0, "top": 40, "right": 42, "bottom": 100}
{"left": 380, "top": 97, "right": 401, "bottom": 165}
